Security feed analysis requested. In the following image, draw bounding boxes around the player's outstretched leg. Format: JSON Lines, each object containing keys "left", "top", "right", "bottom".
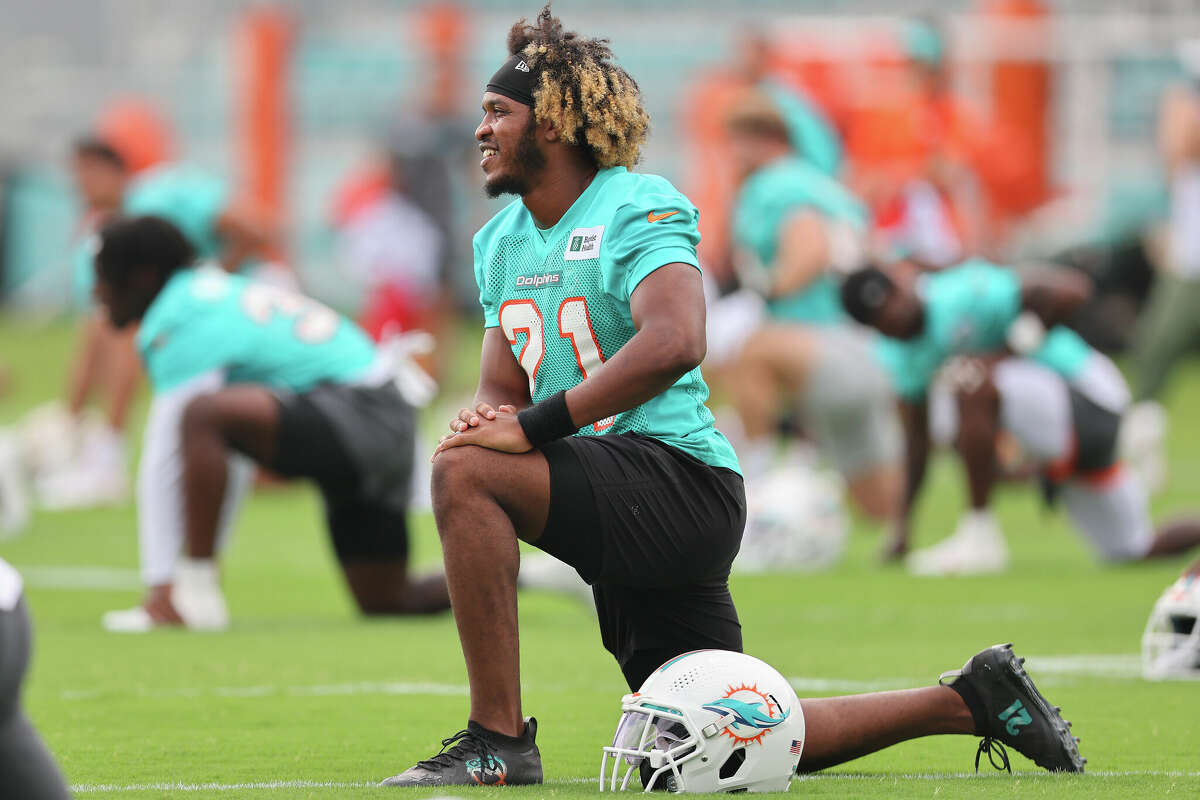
{"left": 797, "top": 643, "right": 1084, "bottom": 774}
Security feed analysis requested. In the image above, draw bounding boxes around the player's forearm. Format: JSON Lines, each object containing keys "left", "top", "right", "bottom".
{"left": 564, "top": 325, "right": 703, "bottom": 428}
{"left": 215, "top": 209, "right": 274, "bottom": 273}
{"left": 473, "top": 377, "right": 531, "bottom": 413}
{"left": 767, "top": 212, "right": 829, "bottom": 299}
{"left": 66, "top": 314, "right": 105, "bottom": 416}
{"left": 899, "top": 402, "right": 930, "bottom": 522}
{"left": 1019, "top": 271, "right": 1091, "bottom": 329}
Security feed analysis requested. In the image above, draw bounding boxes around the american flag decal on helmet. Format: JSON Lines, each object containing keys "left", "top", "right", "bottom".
{"left": 790, "top": 740, "right": 803, "bottom": 756}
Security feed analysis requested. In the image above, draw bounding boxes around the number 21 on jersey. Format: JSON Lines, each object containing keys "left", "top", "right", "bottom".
{"left": 499, "top": 297, "right": 615, "bottom": 432}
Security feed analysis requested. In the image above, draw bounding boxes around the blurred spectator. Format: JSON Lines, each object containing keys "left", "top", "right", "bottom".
{"left": 331, "top": 153, "right": 445, "bottom": 343}
{"left": 327, "top": 2, "right": 479, "bottom": 380}
{"left": 845, "top": 18, "right": 1039, "bottom": 264}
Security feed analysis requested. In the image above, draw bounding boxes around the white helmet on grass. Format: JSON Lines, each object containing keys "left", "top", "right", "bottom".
{"left": 600, "top": 650, "right": 804, "bottom": 793}
{"left": 1142, "top": 575, "right": 1200, "bottom": 680}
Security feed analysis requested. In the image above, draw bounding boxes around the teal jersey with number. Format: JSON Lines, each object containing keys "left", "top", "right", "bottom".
{"left": 473, "top": 166, "right": 740, "bottom": 474}
{"left": 732, "top": 155, "right": 867, "bottom": 325}
{"left": 137, "top": 267, "right": 376, "bottom": 393}
{"left": 877, "top": 260, "right": 1094, "bottom": 400}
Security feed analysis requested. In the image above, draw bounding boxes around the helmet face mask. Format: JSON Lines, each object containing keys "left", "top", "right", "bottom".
{"left": 601, "top": 702, "right": 701, "bottom": 792}
{"left": 600, "top": 650, "right": 805, "bottom": 794}
{"left": 1142, "top": 576, "right": 1200, "bottom": 681}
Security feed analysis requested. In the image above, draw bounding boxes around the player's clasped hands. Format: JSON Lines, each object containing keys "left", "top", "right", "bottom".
{"left": 433, "top": 402, "right": 531, "bottom": 459}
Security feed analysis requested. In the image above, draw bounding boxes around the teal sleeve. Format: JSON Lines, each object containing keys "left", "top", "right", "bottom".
{"left": 473, "top": 234, "right": 499, "bottom": 327}
{"left": 604, "top": 193, "right": 701, "bottom": 302}
{"left": 946, "top": 261, "right": 1022, "bottom": 338}
{"left": 876, "top": 338, "right": 933, "bottom": 400}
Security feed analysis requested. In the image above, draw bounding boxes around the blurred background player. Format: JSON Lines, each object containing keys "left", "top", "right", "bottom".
{"left": 1122, "top": 39, "right": 1200, "bottom": 490}
{"left": 927, "top": 353, "right": 1200, "bottom": 573}
{"left": 40, "top": 101, "right": 277, "bottom": 511}
{"left": 843, "top": 261, "right": 1195, "bottom": 574}
{"left": 680, "top": 27, "right": 843, "bottom": 279}
{"left": 0, "top": 557, "right": 71, "bottom": 799}
{"left": 92, "top": 216, "right": 446, "bottom": 631}
{"left": 709, "top": 88, "right": 901, "bottom": 527}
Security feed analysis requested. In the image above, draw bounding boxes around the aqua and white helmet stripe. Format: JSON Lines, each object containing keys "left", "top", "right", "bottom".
{"left": 600, "top": 650, "right": 805, "bottom": 793}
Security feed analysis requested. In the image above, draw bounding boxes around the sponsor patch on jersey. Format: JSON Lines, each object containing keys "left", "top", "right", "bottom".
{"left": 564, "top": 225, "right": 604, "bottom": 261}
{"left": 514, "top": 270, "right": 562, "bottom": 289}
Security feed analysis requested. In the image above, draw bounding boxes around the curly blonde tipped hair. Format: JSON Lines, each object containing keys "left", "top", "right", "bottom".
{"left": 507, "top": 4, "right": 650, "bottom": 169}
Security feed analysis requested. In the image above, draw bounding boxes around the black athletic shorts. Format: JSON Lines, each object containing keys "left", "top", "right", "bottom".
{"left": 1069, "top": 387, "right": 1121, "bottom": 474}
{"left": 272, "top": 381, "right": 414, "bottom": 563}
{"left": 536, "top": 433, "right": 746, "bottom": 690}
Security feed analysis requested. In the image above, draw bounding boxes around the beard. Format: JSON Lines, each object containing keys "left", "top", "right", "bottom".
{"left": 484, "top": 116, "right": 547, "bottom": 198}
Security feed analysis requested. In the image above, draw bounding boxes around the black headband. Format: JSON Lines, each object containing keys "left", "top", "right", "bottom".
{"left": 486, "top": 54, "right": 537, "bottom": 107}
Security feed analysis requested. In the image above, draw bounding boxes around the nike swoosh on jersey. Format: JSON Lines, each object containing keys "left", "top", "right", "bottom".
{"left": 647, "top": 210, "right": 679, "bottom": 223}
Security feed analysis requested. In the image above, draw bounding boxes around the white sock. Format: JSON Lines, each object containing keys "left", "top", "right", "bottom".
{"left": 171, "top": 558, "right": 228, "bottom": 630}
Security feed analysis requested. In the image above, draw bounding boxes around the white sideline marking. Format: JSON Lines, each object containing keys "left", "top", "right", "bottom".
{"left": 69, "top": 771, "right": 1200, "bottom": 792}
{"left": 797, "top": 770, "right": 1200, "bottom": 780}
{"left": 1024, "top": 654, "right": 1143, "bottom": 679}
{"left": 62, "top": 653, "right": 1148, "bottom": 703}
{"left": 71, "top": 781, "right": 375, "bottom": 793}
{"left": 19, "top": 565, "right": 141, "bottom": 591}
{"left": 789, "top": 676, "right": 914, "bottom": 692}
{"left": 62, "top": 681, "right": 468, "bottom": 702}
{"left": 789, "top": 653, "right": 1146, "bottom": 694}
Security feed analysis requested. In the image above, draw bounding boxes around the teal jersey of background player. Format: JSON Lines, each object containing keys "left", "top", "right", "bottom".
{"left": 72, "top": 164, "right": 231, "bottom": 307}
{"left": 136, "top": 266, "right": 376, "bottom": 393}
{"left": 124, "top": 164, "right": 230, "bottom": 261}
{"left": 877, "top": 260, "right": 1095, "bottom": 400}
{"left": 732, "top": 155, "right": 867, "bottom": 325}
{"left": 473, "top": 166, "right": 740, "bottom": 474}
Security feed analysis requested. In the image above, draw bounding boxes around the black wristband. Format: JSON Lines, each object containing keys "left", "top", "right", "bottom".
{"left": 517, "top": 390, "right": 577, "bottom": 448}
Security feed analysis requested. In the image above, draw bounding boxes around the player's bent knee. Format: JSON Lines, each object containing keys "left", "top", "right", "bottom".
{"left": 430, "top": 446, "right": 493, "bottom": 504}
{"left": 181, "top": 394, "right": 224, "bottom": 440}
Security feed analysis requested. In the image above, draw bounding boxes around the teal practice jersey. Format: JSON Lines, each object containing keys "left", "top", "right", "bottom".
{"left": 73, "top": 164, "right": 231, "bottom": 306}
{"left": 877, "top": 260, "right": 1094, "bottom": 400}
{"left": 137, "top": 267, "right": 377, "bottom": 393}
{"left": 125, "top": 164, "right": 229, "bottom": 261}
{"left": 732, "top": 155, "right": 867, "bottom": 325}
{"left": 473, "top": 166, "right": 740, "bottom": 474}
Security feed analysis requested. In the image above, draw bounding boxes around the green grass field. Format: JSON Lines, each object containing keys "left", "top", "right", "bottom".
{"left": 1, "top": 316, "right": 1199, "bottom": 799}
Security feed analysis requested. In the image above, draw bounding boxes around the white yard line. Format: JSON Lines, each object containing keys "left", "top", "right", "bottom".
{"left": 69, "top": 771, "right": 1200, "bottom": 793}
{"left": 1023, "top": 654, "right": 1144, "bottom": 679}
{"left": 788, "top": 653, "right": 1148, "bottom": 694}
{"left": 71, "top": 781, "right": 376, "bottom": 793}
{"left": 61, "top": 654, "right": 1151, "bottom": 703}
{"left": 796, "top": 770, "right": 1200, "bottom": 780}
{"left": 19, "top": 565, "right": 141, "bottom": 591}
{"left": 788, "top": 676, "right": 915, "bottom": 692}
{"left": 62, "top": 681, "right": 468, "bottom": 702}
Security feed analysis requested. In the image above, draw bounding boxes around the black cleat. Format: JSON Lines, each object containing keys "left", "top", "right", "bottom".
{"left": 380, "top": 718, "right": 543, "bottom": 787}
{"left": 940, "top": 643, "right": 1086, "bottom": 773}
